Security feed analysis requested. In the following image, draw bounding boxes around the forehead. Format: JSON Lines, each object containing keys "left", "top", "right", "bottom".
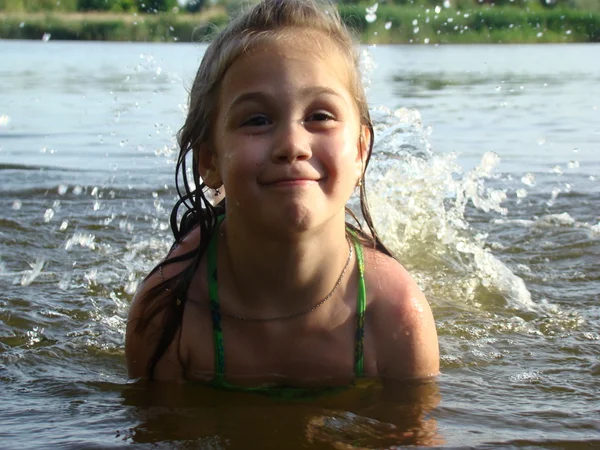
{"left": 219, "top": 31, "right": 354, "bottom": 101}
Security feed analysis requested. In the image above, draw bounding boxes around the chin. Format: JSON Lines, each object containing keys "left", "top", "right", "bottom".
{"left": 261, "top": 203, "right": 319, "bottom": 236}
{"left": 280, "top": 206, "right": 315, "bottom": 232}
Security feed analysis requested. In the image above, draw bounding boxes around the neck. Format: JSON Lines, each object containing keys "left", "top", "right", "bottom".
{"left": 217, "top": 214, "right": 352, "bottom": 319}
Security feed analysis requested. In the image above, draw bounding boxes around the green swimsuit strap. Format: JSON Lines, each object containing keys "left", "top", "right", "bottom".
{"left": 207, "top": 219, "right": 367, "bottom": 384}
{"left": 207, "top": 216, "right": 226, "bottom": 385}
{"left": 351, "top": 231, "right": 367, "bottom": 378}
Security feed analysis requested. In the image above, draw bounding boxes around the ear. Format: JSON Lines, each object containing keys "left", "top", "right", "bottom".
{"left": 356, "top": 125, "right": 371, "bottom": 177}
{"left": 195, "top": 142, "right": 223, "bottom": 189}
{"left": 358, "top": 125, "right": 371, "bottom": 162}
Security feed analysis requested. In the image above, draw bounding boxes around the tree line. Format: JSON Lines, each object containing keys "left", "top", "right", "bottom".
{"left": 1, "top": 0, "right": 597, "bottom": 14}
{"left": 0, "top": 0, "right": 182, "bottom": 13}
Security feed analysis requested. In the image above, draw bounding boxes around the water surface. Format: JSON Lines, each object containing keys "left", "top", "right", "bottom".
{"left": 1, "top": 41, "right": 599, "bottom": 448}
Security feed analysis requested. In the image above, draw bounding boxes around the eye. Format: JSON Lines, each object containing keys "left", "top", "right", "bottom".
{"left": 307, "top": 111, "right": 335, "bottom": 122}
{"left": 241, "top": 114, "right": 271, "bottom": 127}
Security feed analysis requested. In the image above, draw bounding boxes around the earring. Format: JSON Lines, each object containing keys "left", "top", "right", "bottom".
{"left": 356, "top": 178, "right": 362, "bottom": 188}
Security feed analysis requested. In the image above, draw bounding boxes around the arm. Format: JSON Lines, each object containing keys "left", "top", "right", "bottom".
{"left": 368, "top": 252, "right": 440, "bottom": 383}
{"left": 125, "top": 270, "right": 186, "bottom": 382}
{"left": 125, "top": 226, "right": 205, "bottom": 381}
{"left": 381, "top": 287, "right": 439, "bottom": 383}
{"left": 353, "top": 253, "right": 441, "bottom": 443}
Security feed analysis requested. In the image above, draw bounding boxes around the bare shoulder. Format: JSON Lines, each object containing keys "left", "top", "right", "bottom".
{"left": 125, "top": 226, "right": 202, "bottom": 381}
{"left": 363, "top": 248, "right": 440, "bottom": 381}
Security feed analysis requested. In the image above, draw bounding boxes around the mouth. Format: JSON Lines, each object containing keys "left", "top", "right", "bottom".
{"left": 261, "top": 178, "right": 321, "bottom": 187}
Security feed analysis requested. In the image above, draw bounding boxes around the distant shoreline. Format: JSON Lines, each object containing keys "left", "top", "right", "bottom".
{"left": 0, "top": 6, "right": 598, "bottom": 44}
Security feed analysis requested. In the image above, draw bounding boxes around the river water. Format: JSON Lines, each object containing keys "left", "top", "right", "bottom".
{"left": 1, "top": 40, "right": 599, "bottom": 449}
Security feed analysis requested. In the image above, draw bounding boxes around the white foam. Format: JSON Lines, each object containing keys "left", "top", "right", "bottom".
{"left": 364, "top": 106, "right": 535, "bottom": 311}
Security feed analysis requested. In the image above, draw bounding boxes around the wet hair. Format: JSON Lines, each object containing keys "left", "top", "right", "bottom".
{"left": 135, "top": 0, "right": 393, "bottom": 379}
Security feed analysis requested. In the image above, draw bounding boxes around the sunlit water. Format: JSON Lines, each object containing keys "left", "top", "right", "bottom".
{"left": 1, "top": 40, "right": 599, "bottom": 448}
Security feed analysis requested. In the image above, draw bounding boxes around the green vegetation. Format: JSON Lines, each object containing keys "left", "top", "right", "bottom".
{"left": 0, "top": 0, "right": 598, "bottom": 43}
{"left": 341, "top": 3, "right": 599, "bottom": 44}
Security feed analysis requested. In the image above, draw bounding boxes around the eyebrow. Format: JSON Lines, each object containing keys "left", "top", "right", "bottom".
{"left": 226, "top": 86, "right": 345, "bottom": 114}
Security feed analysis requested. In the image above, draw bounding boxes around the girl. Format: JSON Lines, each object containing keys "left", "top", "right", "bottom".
{"left": 126, "top": 0, "right": 439, "bottom": 392}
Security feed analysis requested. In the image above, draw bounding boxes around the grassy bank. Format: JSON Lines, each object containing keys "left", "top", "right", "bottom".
{"left": 1, "top": 5, "right": 598, "bottom": 44}
{"left": 0, "top": 9, "right": 228, "bottom": 42}
{"left": 341, "top": 4, "right": 600, "bottom": 44}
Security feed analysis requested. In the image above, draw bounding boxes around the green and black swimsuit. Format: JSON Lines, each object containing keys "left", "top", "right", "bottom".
{"left": 206, "top": 216, "right": 367, "bottom": 397}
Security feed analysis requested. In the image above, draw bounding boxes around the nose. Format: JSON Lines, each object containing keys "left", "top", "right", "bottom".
{"left": 271, "top": 120, "right": 312, "bottom": 164}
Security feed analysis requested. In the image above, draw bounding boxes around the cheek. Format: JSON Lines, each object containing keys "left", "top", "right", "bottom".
{"left": 331, "top": 125, "right": 362, "bottom": 170}
{"left": 219, "top": 147, "right": 261, "bottom": 187}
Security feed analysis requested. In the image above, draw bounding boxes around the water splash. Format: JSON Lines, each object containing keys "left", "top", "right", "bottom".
{"left": 363, "top": 106, "right": 534, "bottom": 311}
{"left": 20, "top": 259, "right": 45, "bottom": 286}
{"left": 365, "top": 3, "right": 378, "bottom": 24}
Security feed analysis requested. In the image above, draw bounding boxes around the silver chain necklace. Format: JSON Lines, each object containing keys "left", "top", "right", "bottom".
{"left": 220, "top": 236, "right": 353, "bottom": 322}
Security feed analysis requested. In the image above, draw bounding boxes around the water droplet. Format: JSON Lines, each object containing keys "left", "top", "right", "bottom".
{"left": 435, "top": 6, "right": 442, "bottom": 14}
{"left": 567, "top": 160, "right": 579, "bottom": 169}
{"left": 384, "top": 21, "right": 392, "bottom": 30}
{"left": 412, "top": 19, "right": 418, "bottom": 26}
{"left": 59, "top": 220, "right": 69, "bottom": 231}
{"left": 365, "top": 3, "right": 378, "bottom": 14}
{"left": 413, "top": 27, "right": 420, "bottom": 34}
{"left": 424, "top": 38, "right": 430, "bottom": 44}
{"left": 443, "top": 0, "right": 450, "bottom": 8}
{"left": 57, "top": 184, "right": 68, "bottom": 195}
{"left": 43, "top": 209, "right": 54, "bottom": 222}
{"left": 65, "top": 232, "right": 96, "bottom": 251}
{"left": 12, "top": 200, "right": 22, "bottom": 210}
{"left": 516, "top": 189, "right": 528, "bottom": 198}
{"left": 21, "top": 260, "right": 45, "bottom": 287}
{"left": 365, "top": 2, "right": 378, "bottom": 23}
{"left": 19, "top": 22, "right": 25, "bottom": 28}
{"left": 58, "top": 272, "right": 71, "bottom": 290}
{"left": 42, "top": 33, "right": 51, "bottom": 42}
{"left": 537, "top": 137, "right": 546, "bottom": 146}
{"left": 521, "top": 173, "right": 536, "bottom": 186}
{"left": 566, "top": 30, "right": 572, "bottom": 35}
{"left": 73, "top": 186, "right": 83, "bottom": 196}
{"left": 536, "top": 32, "right": 543, "bottom": 38}
{"left": 550, "top": 165, "right": 564, "bottom": 175}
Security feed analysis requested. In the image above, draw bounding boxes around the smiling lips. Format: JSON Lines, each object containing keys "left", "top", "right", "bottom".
{"left": 261, "top": 177, "right": 321, "bottom": 187}
{"left": 260, "top": 170, "right": 322, "bottom": 187}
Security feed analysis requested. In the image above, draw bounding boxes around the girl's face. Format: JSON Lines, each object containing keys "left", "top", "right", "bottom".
{"left": 201, "top": 34, "right": 367, "bottom": 235}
